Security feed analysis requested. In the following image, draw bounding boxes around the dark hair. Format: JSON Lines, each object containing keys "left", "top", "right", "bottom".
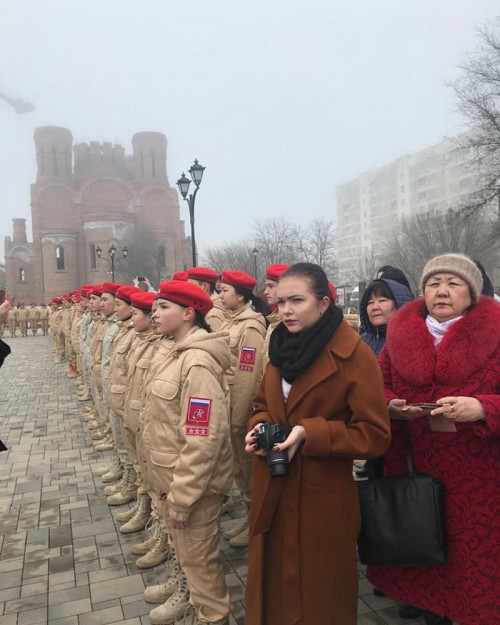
{"left": 195, "top": 279, "right": 216, "bottom": 295}
{"left": 234, "top": 286, "right": 271, "bottom": 319}
{"left": 280, "top": 262, "right": 330, "bottom": 301}
{"left": 377, "top": 265, "right": 395, "bottom": 275}
{"left": 377, "top": 266, "right": 413, "bottom": 294}
{"left": 194, "top": 310, "right": 212, "bottom": 332}
{"left": 360, "top": 280, "right": 395, "bottom": 311}
{"left": 474, "top": 260, "right": 495, "bottom": 297}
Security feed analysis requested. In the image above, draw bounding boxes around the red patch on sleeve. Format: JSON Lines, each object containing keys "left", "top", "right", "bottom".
{"left": 239, "top": 346, "right": 256, "bottom": 371}
{"left": 185, "top": 397, "right": 211, "bottom": 436}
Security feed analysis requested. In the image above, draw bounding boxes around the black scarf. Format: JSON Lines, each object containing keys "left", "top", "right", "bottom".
{"left": 269, "top": 305, "right": 343, "bottom": 383}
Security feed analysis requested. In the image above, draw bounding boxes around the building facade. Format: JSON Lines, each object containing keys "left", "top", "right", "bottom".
{"left": 336, "top": 137, "right": 480, "bottom": 284}
{"left": 5, "top": 126, "right": 191, "bottom": 302}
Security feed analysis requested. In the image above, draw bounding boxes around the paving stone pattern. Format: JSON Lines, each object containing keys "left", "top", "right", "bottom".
{"left": 0, "top": 335, "right": 430, "bottom": 625}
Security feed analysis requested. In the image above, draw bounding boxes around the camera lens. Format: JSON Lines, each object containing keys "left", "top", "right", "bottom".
{"left": 266, "top": 449, "right": 289, "bottom": 477}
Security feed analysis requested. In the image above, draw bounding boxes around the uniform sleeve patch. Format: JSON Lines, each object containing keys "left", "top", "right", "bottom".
{"left": 185, "top": 397, "right": 211, "bottom": 436}
{"left": 239, "top": 346, "right": 256, "bottom": 371}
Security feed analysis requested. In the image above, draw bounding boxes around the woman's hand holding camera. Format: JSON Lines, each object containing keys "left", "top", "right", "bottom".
{"left": 273, "top": 425, "right": 305, "bottom": 462}
{"left": 245, "top": 424, "right": 267, "bottom": 456}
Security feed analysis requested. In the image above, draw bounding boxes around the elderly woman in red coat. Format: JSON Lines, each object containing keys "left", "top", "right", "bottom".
{"left": 244, "top": 263, "right": 391, "bottom": 625}
{"left": 368, "top": 253, "right": 500, "bottom": 625}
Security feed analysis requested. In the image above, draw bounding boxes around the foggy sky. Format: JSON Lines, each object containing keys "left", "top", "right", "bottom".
{"left": 1, "top": 0, "right": 499, "bottom": 263}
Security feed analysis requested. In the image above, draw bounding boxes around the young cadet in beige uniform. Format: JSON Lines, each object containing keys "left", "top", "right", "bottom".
{"left": 7, "top": 306, "right": 18, "bottom": 337}
{"left": 105, "top": 285, "right": 141, "bottom": 506}
{"left": 76, "top": 289, "right": 93, "bottom": 402}
{"left": 97, "top": 283, "right": 121, "bottom": 453}
{"left": 17, "top": 303, "right": 29, "bottom": 337}
{"left": 52, "top": 299, "right": 66, "bottom": 361}
{"left": 38, "top": 304, "right": 50, "bottom": 335}
{"left": 187, "top": 267, "right": 226, "bottom": 332}
{"left": 141, "top": 281, "right": 232, "bottom": 625}
{"left": 88, "top": 287, "right": 115, "bottom": 452}
{"left": 28, "top": 303, "right": 39, "bottom": 336}
{"left": 128, "top": 295, "right": 172, "bottom": 570}
{"left": 117, "top": 291, "right": 158, "bottom": 535}
{"left": 218, "top": 270, "right": 267, "bottom": 548}
{"left": 262, "top": 263, "right": 290, "bottom": 372}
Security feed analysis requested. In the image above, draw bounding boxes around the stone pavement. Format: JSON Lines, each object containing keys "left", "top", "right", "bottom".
{"left": 0, "top": 334, "right": 428, "bottom": 625}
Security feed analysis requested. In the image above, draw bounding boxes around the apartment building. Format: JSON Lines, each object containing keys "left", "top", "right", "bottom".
{"left": 336, "top": 137, "right": 479, "bottom": 284}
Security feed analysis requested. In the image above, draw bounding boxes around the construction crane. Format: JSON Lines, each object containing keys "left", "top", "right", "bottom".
{"left": 0, "top": 89, "right": 34, "bottom": 114}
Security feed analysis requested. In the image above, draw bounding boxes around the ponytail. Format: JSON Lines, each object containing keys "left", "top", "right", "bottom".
{"left": 234, "top": 286, "right": 271, "bottom": 324}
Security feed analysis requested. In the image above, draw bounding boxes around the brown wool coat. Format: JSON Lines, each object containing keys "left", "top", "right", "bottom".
{"left": 245, "top": 320, "right": 391, "bottom": 625}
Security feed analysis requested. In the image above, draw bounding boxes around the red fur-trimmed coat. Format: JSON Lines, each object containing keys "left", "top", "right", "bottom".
{"left": 368, "top": 296, "right": 500, "bottom": 625}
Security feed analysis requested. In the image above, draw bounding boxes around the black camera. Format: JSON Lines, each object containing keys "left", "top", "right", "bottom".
{"left": 252, "top": 423, "right": 292, "bottom": 477}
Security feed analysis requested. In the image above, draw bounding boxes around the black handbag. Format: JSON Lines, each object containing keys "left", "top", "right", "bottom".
{"left": 357, "top": 421, "right": 447, "bottom": 566}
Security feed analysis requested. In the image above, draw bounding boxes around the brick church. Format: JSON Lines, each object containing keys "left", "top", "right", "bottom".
{"left": 4, "top": 126, "right": 191, "bottom": 302}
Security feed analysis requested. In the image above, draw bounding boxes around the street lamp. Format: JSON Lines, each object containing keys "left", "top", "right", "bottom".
{"left": 177, "top": 159, "right": 206, "bottom": 267}
{"left": 252, "top": 247, "right": 259, "bottom": 280}
{"left": 95, "top": 244, "right": 129, "bottom": 282}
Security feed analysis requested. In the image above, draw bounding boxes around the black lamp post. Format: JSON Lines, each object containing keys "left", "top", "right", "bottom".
{"left": 95, "top": 244, "right": 129, "bottom": 282}
{"left": 252, "top": 247, "right": 259, "bottom": 280}
{"left": 177, "top": 159, "right": 206, "bottom": 267}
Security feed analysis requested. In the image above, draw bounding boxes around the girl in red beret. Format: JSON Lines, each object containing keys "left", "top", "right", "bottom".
{"left": 218, "top": 270, "right": 268, "bottom": 548}
{"left": 140, "top": 281, "right": 233, "bottom": 625}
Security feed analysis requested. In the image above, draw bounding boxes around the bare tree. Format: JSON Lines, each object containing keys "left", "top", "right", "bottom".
{"left": 451, "top": 20, "right": 500, "bottom": 232}
{"left": 251, "top": 217, "right": 300, "bottom": 267}
{"left": 203, "top": 237, "right": 257, "bottom": 276}
{"left": 383, "top": 210, "right": 497, "bottom": 293}
{"left": 203, "top": 216, "right": 339, "bottom": 285}
{"left": 295, "top": 217, "right": 338, "bottom": 278}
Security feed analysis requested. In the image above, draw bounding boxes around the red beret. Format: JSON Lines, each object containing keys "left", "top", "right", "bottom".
{"left": 187, "top": 267, "right": 218, "bottom": 284}
{"left": 102, "top": 282, "right": 121, "bottom": 295}
{"left": 156, "top": 281, "right": 214, "bottom": 317}
{"left": 221, "top": 270, "right": 257, "bottom": 292}
{"left": 131, "top": 291, "right": 156, "bottom": 312}
{"left": 53, "top": 297, "right": 62, "bottom": 304}
{"left": 172, "top": 272, "right": 188, "bottom": 282}
{"left": 70, "top": 290, "right": 80, "bottom": 297}
{"left": 63, "top": 294, "right": 72, "bottom": 302}
{"left": 328, "top": 281, "right": 337, "bottom": 302}
{"left": 30, "top": 302, "right": 36, "bottom": 306}
{"left": 265, "top": 264, "right": 290, "bottom": 282}
{"left": 116, "top": 285, "right": 141, "bottom": 304}
{"left": 74, "top": 294, "right": 81, "bottom": 303}
{"left": 91, "top": 285, "right": 104, "bottom": 297}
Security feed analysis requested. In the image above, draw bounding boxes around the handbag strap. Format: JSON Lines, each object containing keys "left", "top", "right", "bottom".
{"left": 402, "top": 421, "right": 416, "bottom": 476}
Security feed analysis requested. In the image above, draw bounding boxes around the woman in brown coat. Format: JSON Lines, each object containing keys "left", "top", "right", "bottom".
{"left": 244, "top": 263, "right": 391, "bottom": 625}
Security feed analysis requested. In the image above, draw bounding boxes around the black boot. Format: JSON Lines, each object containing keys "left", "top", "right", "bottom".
{"left": 422, "top": 610, "right": 452, "bottom": 625}
{"left": 399, "top": 604, "right": 423, "bottom": 619}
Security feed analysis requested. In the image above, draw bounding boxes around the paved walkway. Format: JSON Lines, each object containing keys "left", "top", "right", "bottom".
{"left": 0, "top": 334, "right": 427, "bottom": 625}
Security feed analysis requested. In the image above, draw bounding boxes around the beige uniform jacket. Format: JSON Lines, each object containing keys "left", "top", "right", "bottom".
{"left": 28, "top": 307, "right": 39, "bottom": 322}
{"left": 60, "top": 307, "right": 71, "bottom": 337}
{"left": 101, "top": 313, "right": 119, "bottom": 401}
{"left": 141, "top": 328, "right": 233, "bottom": 523}
{"left": 17, "top": 308, "right": 29, "bottom": 322}
{"left": 124, "top": 330, "right": 162, "bottom": 434}
{"left": 38, "top": 307, "right": 49, "bottom": 320}
{"left": 71, "top": 308, "right": 83, "bottom": 355}
{"left": 205, "top": 293, "right": 226, "bottom": 332}
{"left": 7, "top": 309, "right": 18, "bottom": 328}
{"left": 220, "top": 303, "right": 266, "bottom": 428}
{"left": 90, "top": 318, "right": 106, "bottom": 395}
{"left": 108, "top": 320, "right": 136, "bottom": 418}
{"left": 262, "top": 308, "right": 281, "bottom": 374}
